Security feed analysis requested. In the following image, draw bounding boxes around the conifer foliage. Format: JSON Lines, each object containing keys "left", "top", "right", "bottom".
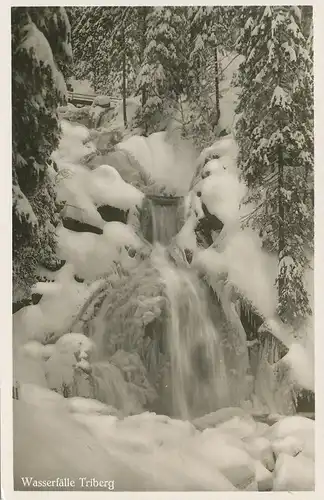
{"left": 12, "top": 7, "right": 72, "bottom": 303}
{"left": 235, "top": 6, "right": 314, "bottom": 324}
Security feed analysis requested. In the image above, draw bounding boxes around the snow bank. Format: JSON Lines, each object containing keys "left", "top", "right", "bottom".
{"left": 89, "top": 164, "right": 144, "bottom": 209}
{"left": 217, "top": 53, "right": 245, "bottom": 134}
{"left": 273, "top": 453, "right": 314, "bottom": 490}
{"left": 199, "top": 166, "right": 247, "bottom": 224}
{"left": 13, "top": 378, "right": 316, "bottom": 492}
{"left": 20, "top": 20, "right": 67, "bottom": 99}
{"left": 117, "top": 132, "right": 197, "bottom": 195}
{"left": 193, "top": 231, "right": 278, "bottom": 319}
{"left": 12, "top": 264, "right": 94, "bottom": 345}
{"left": 53, "top": 121, "right": 144, "bottom": 231}
{"left": 56, "top": 223, "right": 142, "bottom": 280}
{"left": 53, "top": 120, "right": 95, "bottom": 164}
{"left": 101, "top": 96, "right": 139, "bottom": 134}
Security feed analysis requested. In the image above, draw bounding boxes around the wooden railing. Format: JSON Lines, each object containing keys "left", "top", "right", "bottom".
{"left": 67, "top": 91, "right": 120, "bottom": 107}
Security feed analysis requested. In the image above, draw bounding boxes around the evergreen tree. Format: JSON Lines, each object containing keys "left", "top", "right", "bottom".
{"left": 70, "top": 7, "right": 109, "bottom": 93}
{"left": 135, "top": 7, "right": 188, "bottom": 134}
{"left": 186, "top": 6, "right": 237, "bottom": 147}
{"left": 235, "top": 6, "right": 314, "bottom": 324}
{"left": 12, "top": 7, "right": 72, "bottom": 303}
{"left": 103, "top": 7, "right": 140, "bottom": 127}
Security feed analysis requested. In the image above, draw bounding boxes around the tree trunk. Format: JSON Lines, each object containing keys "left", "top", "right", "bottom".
{"left": 92, "top": 42, "right": 97, "bottom": 93}
{"left": 122, "top": 27, "right": 127, "bottom": 128}
{"left": 139, "top": 7, "right": 148, "bottom": 135}
{"left": 140, "top": 9, "right": 148, "bottom": 109}
{"left": 214, "top": 46, "right": 221, "bottom": 128}
{"left": 278, "top": 145, "right": 285, "bottom": 305}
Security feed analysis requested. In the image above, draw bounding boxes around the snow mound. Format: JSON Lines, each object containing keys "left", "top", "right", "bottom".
{"left": 89, "top": 164, "right": 144, "bottom": 209}
{"left": 13, "top": 264, "right": 93, "bottom": 345}
{"left": 273, "top": 453, "right": 314, "bottom": 490}
{"left": 92, "top": 95, "right": 111, "bottom": 108}
{"left": 193, "top": 229, "right": 278, "bottom": 319}
{"left": 56, "top": 224, "right": 142, "bottom": 280}
{"left": 117, "top": 132, "right": 197, "bottom": 195}
{"left": 67, "top": 397, "right": 120, "bottom": 417}
{"left": 53, "top": 120, "right": 95, "bottom": 164}
{"left": 200, "top": 167, "right": 247, "bottom": 224}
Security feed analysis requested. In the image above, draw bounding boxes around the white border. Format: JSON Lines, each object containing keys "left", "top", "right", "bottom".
{"left": 1, "top": 1, "right": 323, "bottom": 499}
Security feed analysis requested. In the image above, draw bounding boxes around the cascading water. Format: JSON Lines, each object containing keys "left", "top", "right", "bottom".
{"left": 70, "top": 192, "right": 254, "bottom": 419}
{"left": 140, "top": 195, "right": 185, "bottom": 246}
{"left": 152, "top": 245, "right": 230, "bottom": 419}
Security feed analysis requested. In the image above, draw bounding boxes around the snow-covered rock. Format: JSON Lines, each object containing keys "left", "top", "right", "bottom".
{"left": 192, "top": 407, "right": 250, "bottom": 431}
{"left": 273, "top": 453, "right": 314, "bottom": 491}
{"left": 90, "top": 164, "right": 144, "bottom": 210}
{"left": 254, "top": 460, "right": 273, "bottom": 490}
{"left": 192, "top": 430, "right": 256, "bottom": 489}
{"left": 272, "top": 435, "right": 303, "bottom": 458}
{"left": 18, "top": 384, "right": 67, "bottom": 411}
{"left": 92, "top": 95, "right": 111, "bottom": 108}
{"left": 243, "top": 436, "right": 275, "bottom": 471}
{"left": 67, "top": 397, "right": 120, "bottom": 417}
{"left": 215, "top": 415, "right": 257, "bottom": 440}
{"left": 276, "top": 343, "right": 314, "bottom": 392}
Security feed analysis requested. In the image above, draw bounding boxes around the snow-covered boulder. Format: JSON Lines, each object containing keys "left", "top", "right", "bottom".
{"left": 215, "top": 415, "right": 257, "bottom": 440}
{"left": 18, "top": 384, "right": 67, "bottom": 411}
{"left": 13, "top": 400, "right": 147, "bottom": 491}
{"left": 243, "top": 436, "right": 275, "bottom": 471}
{"left": 192, "top": 407, "right": 250, "bottom": 431}
{"left": 92, "top": 95, "right": 111, "bottom": 108}
{"left": 272, "top": 435, "right": 303, "bottom": 458}
{"left": 89, "top": 165, "right": 144, "bottom": 210}
{"left": 254, "top": 460, "right": 273, "bottom": 491}
{"left": 273, "top": 453, "right": 314, "bottom": 490}
{"left": 67, "top": 397, "right": 121, "bottom": 417}
{"left": 191, "top": 430, "right": 256, "bottom": 489}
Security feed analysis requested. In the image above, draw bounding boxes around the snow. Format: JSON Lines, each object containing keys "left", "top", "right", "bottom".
{"left": 273, "top": 453, "right": 314, "bottom": 490}
{"left": 217, "top": 54, "right": 244, "bottom": 134}
{"left": 13, "top": 184, "right": 37, "bottom": 225}
{"left": 282, "top": 42, "right": 297, "bottom": 63}
{"left": 20, "top": 19, "right": 67, "bottom": 99}
{"left": 117, "top": 132, "right": 198, "bottom": 195}
{"left": 12, "top": 264, "right": 94, "bottom": 345}
{"left": 89, "top": 164, "right": 144, "bottom": 209}
{"left": 52, "top": 120, "right": 95, "bottom": 164}
{"left": 102, "top": 96, "right": 139, "bottom": 135}
{"left": 45, "top": 333, "right": 96, "bottom": 393}
{"left": 193, "top": 230, "right": 278, "bottom": 319}
{"left": 92, "top": 95, "right": 111, "bottom": 107}
{"left": 67, "top": 397, "right": 120, "bottom": 416}
{"left": 68, "top": 77, "right": 94, "bottom": 94}
{"left": 271, "top": 86, "right": 290, "bottom": 108}
{"left": 53, "top": 121, "right": 144, "bottom": 229}
{"left": 56, "top": 223, "right": 142, "bottom": 280}
{"left": 199, "top": 167, "right": 247, "bottom": 224}
{"left": 14, "top": 371, "right": 316, "bottom": 491}
{"left": 276, "top": 342, "right": 314, "bottom": 392}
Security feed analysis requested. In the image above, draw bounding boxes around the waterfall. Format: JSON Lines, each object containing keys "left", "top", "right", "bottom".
{"left": 70, "top": 190, "right": 294, "bottom": 420}
{"left": 140, "top": 196, "right": 185, "bottom": 246}
{"left": 152, "top": 246, "right": 230, "bottom": 420}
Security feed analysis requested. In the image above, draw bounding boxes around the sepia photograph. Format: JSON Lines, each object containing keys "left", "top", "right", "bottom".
{"left": 9, "top": 3, "right": 314, "bottom": 493}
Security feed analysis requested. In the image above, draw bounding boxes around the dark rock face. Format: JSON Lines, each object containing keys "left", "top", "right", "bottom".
{"left": 295, "top": 389, "right": 315, "bottom": 413}
{"left": 13, "top": 298, "right": 32, "bottom": 314}
{"left": 195, "top": 202, "right": 224, "bottom": 248}
{"left": 62, "top": 217, "right": 103, "bottom": 235}
{"left": 97, "top": 205, "right": 129, "bottom": 224}
{"left": 31, "top": 293, "right": 42, "bottom": 305}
